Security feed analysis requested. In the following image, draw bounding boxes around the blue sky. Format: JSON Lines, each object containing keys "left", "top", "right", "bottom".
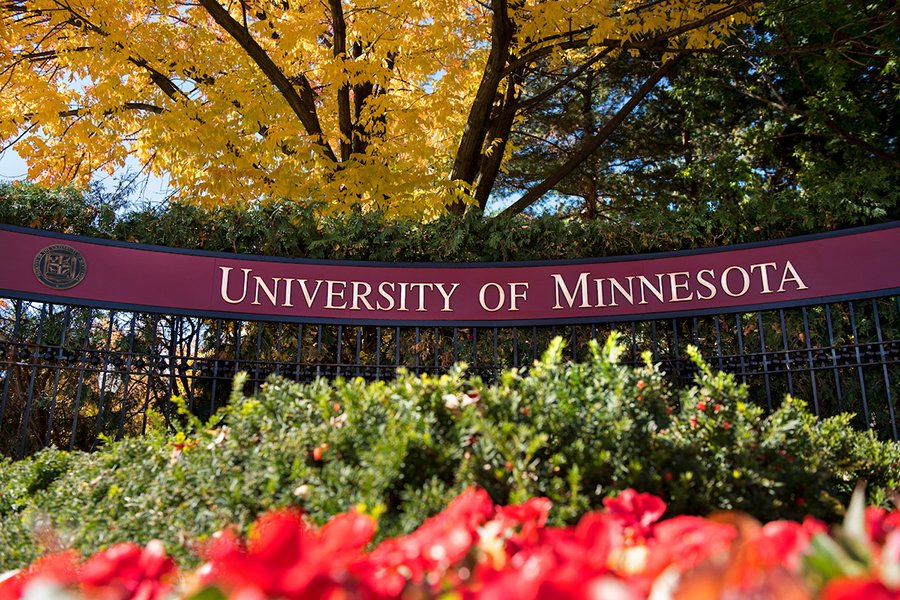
{"left": 0, "top": 147, "right": 171, "bottom": 208}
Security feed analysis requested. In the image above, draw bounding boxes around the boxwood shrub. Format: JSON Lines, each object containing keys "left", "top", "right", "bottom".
{"left": 1, "top": 336, "right": 898, "bottom": 570}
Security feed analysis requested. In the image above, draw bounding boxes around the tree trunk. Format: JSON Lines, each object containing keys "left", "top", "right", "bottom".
{"left": 448, "top": 0, "right": 515, "bottom": 213}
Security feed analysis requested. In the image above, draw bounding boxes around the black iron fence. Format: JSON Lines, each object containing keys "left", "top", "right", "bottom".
{"left": 1, "top": 292, "right": 898, "bottom": 458}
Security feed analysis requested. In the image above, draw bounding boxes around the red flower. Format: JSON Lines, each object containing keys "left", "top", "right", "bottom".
{"left": 363, "top": 487, "right": 494, "bottom": 595}
{"left": 603, "top": 489, "right": 666, "bottom": 541}
{"left": 496, "top": 497, "right": 552, "bottom": 536}
{"left": 0, "top": 551, "right": 80, "bottom": 600}
{"left": 203, "top": 507, "right": 375, "bottom": 599}
{"left": 865, "top": 506, "right": 900, "bottom": 544}
{"left": 573, "top": 512, "right": 624, "bottom": 569}
{"left": 80, "top": 541, "right": 176, "bottom": 600}
{"left": 469, "top": 545, "right": 555, "bottom": 600}
{"left": 539, "top": 573, "right": 640, "bottom": 600}
{"left": 471, "top": 512, "right": 627, "bottom": 600}
{"left": 320, "top": 511, "right": 379, "bottom": 556}
{"left": 740, "top": 519, "right": 824, "bottom": 573}
{"left": 822, "top": 577, "right": 899, "bottom": 600}
{"left": 646, "top": 515, "right": 737, "bottom": 576}
{"left": 17, "top": 486, "right": 900, "bottom": 600}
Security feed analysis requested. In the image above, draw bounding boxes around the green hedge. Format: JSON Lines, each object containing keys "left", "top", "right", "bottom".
{"left": 1, "top": 337, "right": 897, "bottom": 569}
{"left": 1, "top": 182, "right": 895, "bottom": 262}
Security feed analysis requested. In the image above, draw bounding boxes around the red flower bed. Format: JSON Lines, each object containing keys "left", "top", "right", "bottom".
{"left": 2, "top": 488, "right": 898, "bottom": 599}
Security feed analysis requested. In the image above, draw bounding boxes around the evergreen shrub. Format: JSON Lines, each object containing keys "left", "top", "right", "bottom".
{"left": 2, "top": 181, "right": 893, "bottom": 262}
{"left": 1, "top": 337, "right": 897, "bottom": 570}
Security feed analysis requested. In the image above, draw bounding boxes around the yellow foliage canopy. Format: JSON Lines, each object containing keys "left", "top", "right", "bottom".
{"left": 0, "top": 0, "right": 755, "bottom": 215}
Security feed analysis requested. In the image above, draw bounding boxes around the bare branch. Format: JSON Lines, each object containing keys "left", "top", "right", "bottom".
{"left": 517, "top": 25, "right": 594, "bottom": 56}
{"left": 500, "top": 54, "right": 683, "bottom": 217}
{"left": 502, "top": 38, "right": 590, "bottom": 77}
{"left": 509, "top": 128, "right": 569, "bottom": 154}
{"left": 823, "top": 121, "right": 899, "bottom": 166}
{"left": 511, "top": 47, "right": 613, "bottom": 113}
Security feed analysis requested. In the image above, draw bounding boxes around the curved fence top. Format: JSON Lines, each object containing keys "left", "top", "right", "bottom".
{"left": 1, "top": 222, "right": 900, "bottom": 325}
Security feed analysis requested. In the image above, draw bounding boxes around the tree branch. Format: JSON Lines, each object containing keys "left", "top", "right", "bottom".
{"left": 824, "top": 120, "right": 899, "bottom": 165}
{"left": 449, "top": 0, "right": 516, "bottom": 210}
{"left": 501, "top": 38, "right": 590, "bottom": 78}
{"left": 351, "top": 42, "right": 373, "bottom": 155}
{"left": 127, "top": 57, "right": 182, "bottom": 99}
{"left": 329, "top": 0, "right": 352, "bottom": 161}
{"left": 511, "top": 48, "right": 613, "bottom": 114}
{"left": 502, "top": 0, "right": 754, "bottom": 77}
{"left": 473, "top": 75, "right": 519, "bottom": 207}
{"left": 499, "top": 54, "right": 683, "bottom": 217}
{"left": 56, "top": 102, "right": 165, "bottom": 117}
{"left": 517, "top": 26, "right": 595, "bottom": 56}
{"left": 32, "top": 0, "right": 188, "bottom": 103}
{"left": 198, "top": 0, "right": 338, "bottom": 163}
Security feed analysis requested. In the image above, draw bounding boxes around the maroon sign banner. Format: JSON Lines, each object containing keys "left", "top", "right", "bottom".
{"left": 1, "top": 223, "right": 899, "bottom": 325}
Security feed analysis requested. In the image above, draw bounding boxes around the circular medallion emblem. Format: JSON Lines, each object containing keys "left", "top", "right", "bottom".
{"left": 33, "top": 245, "right": 87, "bottom": 290}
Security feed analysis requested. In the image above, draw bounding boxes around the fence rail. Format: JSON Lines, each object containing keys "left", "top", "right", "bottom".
{"left": 2, "top": 293, "right": 898, "bottom": 458}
